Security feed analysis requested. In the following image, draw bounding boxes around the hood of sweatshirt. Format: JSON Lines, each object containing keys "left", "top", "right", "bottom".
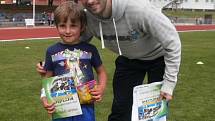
{"left": 111, "top": 0, "right": 128, "bottom": 21}
{"left": 86, "top": 0, "right": 129, "bottom": 55}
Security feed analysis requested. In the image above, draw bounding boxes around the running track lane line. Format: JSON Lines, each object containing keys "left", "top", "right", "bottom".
{"left": 1, "top": 25, "right": 215, "bottom": 41}
{"left": 0, "top": 27, "right": 59, "bottom": 41}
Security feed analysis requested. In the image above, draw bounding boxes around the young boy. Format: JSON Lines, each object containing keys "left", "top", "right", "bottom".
{"left": 40, "top": 1, "right": 107, "bottom": 121}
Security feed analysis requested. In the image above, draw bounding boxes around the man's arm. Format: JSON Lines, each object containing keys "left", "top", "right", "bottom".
{"left": 139, "top": 6, "right": 181, "bottom": 97}
{"left": 149, "top": 11, "right": 181, "bottom": 97}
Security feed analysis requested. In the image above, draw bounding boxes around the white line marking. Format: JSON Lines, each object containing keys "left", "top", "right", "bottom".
{"left": 0, "top": 37, "right": 60, "bottom": 42}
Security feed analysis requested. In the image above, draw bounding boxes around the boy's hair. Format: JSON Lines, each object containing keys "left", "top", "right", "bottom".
{"left": 54, "top": 1, "right": 86, "bottom": 29}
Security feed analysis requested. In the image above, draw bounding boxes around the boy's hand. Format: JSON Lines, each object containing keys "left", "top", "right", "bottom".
{"left": 41, "top": 97, "right": 56, "bottom": 114}
{"left": 90, "top": 85, "right": 105, "bottom": 102}
{"left": 36, "top": 62, "right": 46, "bottom": 77}
{"left": 160, "top": 91, "right": 173, "bottom": 101}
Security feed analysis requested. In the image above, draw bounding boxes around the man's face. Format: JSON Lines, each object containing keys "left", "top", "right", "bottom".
{"left": 79, "top": 0, "right": 107, "bottom": 16}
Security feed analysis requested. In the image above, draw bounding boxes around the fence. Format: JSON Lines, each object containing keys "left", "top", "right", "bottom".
{"left": 166, "top": 17, "right": 215, "bottom": 25}
{"left": 1, "top": 17, "right": 215, "bottom": 28}
{"left": 0, "top": 12, "right": 53, "bottom": 27}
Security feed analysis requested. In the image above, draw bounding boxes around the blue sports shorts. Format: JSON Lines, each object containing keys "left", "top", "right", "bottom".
{"left": 53, "top": 104, "right": 95, "bottom": 121}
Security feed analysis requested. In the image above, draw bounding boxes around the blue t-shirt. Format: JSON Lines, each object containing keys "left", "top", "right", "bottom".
{"left": 44, "top": 42, "right": 102, "bottom": 121}
{"left": 45, "top": 42, "right": 102, "bottom": 81}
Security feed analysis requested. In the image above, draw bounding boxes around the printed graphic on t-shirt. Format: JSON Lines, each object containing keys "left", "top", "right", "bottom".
{"left": 51, "top": 48, "right": 92, "bottom": 85}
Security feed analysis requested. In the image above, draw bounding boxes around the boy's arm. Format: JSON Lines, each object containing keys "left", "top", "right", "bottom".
{"left": 90, "top": 65, "right": 107, "bottom": 102}
{"left": 40, "top": 71, "right": 53, "bottom": 98}
{"left": 41, "top": 71, "right": 56, "bottom": 114}
{"left": 36, "top": 61, "right": 46, "bottom": 77}
{"left": 96, "top": 65, "right": 107, "bottom": 92}
{"left": 41, "top": 97, "right": 56, "bottom": 114}
{"left": 44, "top": 71, "right": 54, "bottom": 78}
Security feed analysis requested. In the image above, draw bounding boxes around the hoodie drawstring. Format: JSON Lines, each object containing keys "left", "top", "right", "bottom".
{"left": 113, "top": 18, "right": 122, "bottom": 55}
{"left": 99, "top": 22, "right": 105, "bottom": 49}
{"left": 99, "top": 19, "right": 122, "bottom": 55}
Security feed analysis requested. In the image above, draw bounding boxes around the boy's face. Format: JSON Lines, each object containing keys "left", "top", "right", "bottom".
{"left": 57, "top": 19, "right": 83, "bottom": 45}
{"left": 79, "top": 0, "right": 107, "bottom": 16}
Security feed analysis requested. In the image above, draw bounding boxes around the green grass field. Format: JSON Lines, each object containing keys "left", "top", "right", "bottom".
{"left": 0, "top": 31, "right": 215, "bottom": 121}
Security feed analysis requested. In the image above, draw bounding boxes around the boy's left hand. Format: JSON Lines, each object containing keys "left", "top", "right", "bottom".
{"left": 90, "top": 85, "right": 105, "bottom": 102}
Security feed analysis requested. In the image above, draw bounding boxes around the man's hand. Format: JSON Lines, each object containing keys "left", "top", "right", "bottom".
{"left": 41, "top": 97, "right": 56, "bottom": 114}
{"left": 36, "top": 62, "right": 46, "bottom": 77}
{"left": 160, "top": 91, "right": 173, "bottom": 101}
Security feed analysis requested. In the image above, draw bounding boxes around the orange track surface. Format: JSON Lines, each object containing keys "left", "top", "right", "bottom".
{"left": 0, "top": 25, "right": 215, "bottom": 41}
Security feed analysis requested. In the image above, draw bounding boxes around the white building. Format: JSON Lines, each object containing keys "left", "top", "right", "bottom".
{"left": 149, "top": 0, "right": 215, "bottom": 10}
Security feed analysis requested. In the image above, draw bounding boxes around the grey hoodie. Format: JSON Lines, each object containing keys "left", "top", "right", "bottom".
{"left": 83, "top": 0, "right": 181, "bottom": 95}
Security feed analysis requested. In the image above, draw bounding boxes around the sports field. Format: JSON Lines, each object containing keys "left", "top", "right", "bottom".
{"left": 0, "top": 30, "right": 215, "bottom": 121}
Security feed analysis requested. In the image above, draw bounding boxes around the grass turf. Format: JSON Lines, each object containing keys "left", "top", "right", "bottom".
{"left": 0, "top": 31, "right": 215, "bottom": 121}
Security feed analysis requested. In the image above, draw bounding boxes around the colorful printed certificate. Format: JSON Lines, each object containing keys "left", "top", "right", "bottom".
{"left": 132, "top": 82, "right": 168, "bottom": 121}
{"left": 42, "top": 73, "right": 82, "bottom": 119}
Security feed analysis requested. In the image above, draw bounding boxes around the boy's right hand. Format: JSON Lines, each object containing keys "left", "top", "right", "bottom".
{"left": 41, "top": 97, "right": 56, "bottom": 114}
{"left": 160, "top": 91, "right": 173, "bottom": 101}
{"left": 90, "top": 84, "right": 105, "bottom": 102}
{"left": 36, "top": 62, "right": 46, "bottom": 77}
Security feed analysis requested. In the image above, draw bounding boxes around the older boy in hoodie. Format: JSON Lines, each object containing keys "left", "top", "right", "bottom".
{"left": 38, "top": 0, "right": 181, "bottom": 121}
